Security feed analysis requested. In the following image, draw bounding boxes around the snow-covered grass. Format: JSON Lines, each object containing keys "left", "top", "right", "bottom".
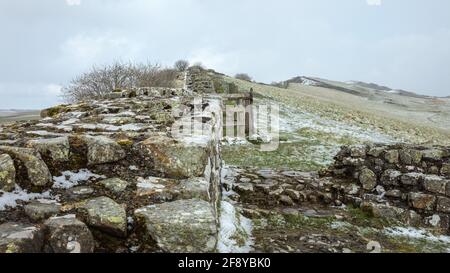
{"left": 0, "top": 186, "right": 52, "bottom": 210}
{"left": 384, "top": 227, "right": 450, "bottom": 244}
{"left": 53, "top": 169, "right": 105, "bottom": 189}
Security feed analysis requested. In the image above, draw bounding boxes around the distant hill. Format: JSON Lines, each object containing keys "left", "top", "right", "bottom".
{"left": 280, "top": 76, "right": 432, "bottom": 99}
{"left": 0, "top": 109, "right": 40, "bottom": 123}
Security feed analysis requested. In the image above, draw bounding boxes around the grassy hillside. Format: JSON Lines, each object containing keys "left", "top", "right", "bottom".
{"left": 220, "top": 75, "right": 450, "bottom": 171}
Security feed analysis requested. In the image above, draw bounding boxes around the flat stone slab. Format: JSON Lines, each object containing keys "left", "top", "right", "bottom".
{"left": 138, "top": 135, "right": 209, "bottom": 179}
{"left": 24, "top": 201, "right": 61, "bottom": 222}
{"left": 79, "top": 196, "right": 127, "bottom": 237}
{"left": 0, "top": 222, "right": 44, "bottom": 253}
{"left": 99, "top": 177, "right": 129, "bottom": 194}
{"left": 135, "top": 199, "right": 217, "bottom": 253}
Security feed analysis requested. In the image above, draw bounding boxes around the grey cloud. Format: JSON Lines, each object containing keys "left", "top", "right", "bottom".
{"left": 0, "top": 0, "right": 450, "bottom": 109}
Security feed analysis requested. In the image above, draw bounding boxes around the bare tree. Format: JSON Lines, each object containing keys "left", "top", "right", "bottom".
{"left": 62, "top": 61, "right": 177, "bottom": 102}
{"left": 235, "top": 73, "right": 252, "bottom": 82}
{"left": 174, "top": 60, "right": 189, "bottom": 71}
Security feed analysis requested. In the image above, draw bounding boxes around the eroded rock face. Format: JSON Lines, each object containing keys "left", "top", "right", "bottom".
{"left": 135, "top": 199, "right": 217, "bottom": 253}
{"left": 26, "top": 137, "right": 70, "bottom": 164}
{"left": 24, "top": 201, "right": 61, "bottom": 222}
{"left": 79, "top": 196, "right": 127, "bottom": 237}
{"left": 44, "top": 215, "right": 94, "bottom": 253}
{"left": 0, "top": 146, "right": 52, "bottom": 191}
{"left": 138, "top": 135, "right": 209, "bottom": 178}
{"left": 0, "top": 154, "right": 16, "bottom": 192}
{"left": 0, "top": 222, "right": 44, "bottom": 253}
{"left": 74, "top": 135, "right": 126, "bottom": 166}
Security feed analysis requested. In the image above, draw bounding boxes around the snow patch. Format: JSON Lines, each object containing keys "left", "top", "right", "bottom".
{"left": 384, "top": 227, "right": 450, "bottom": 244}
{"left": 53, "top": 169, "right": 105, "bottom": 189}
{"left": 0, "top": 186, "right": 52, "bottom": 211}
{"left": 217, "top": 200, "right": 254, "bottom": 253}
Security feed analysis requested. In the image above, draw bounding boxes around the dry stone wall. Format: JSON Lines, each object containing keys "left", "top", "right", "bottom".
{"left": 0, "top": 71, "right": 224, "bottom": 253}
{"left": 330, "top": 143, "right": 450, "bottom": 231}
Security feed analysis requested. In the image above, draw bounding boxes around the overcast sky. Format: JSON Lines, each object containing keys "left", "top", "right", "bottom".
{"left": 1, "top": 0, "right": 450, "bottom": 109}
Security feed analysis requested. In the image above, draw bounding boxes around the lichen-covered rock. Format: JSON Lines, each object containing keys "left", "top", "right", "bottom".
{"left": 400, "top": 172, "right": 423, "bottom": 186}
{"left": 79, "top": 196, "right": 127, "bottom": 237}
{"left": 422, "top": 149, "right": 445, "bottom": 161}
{"left": 44, "top": 215, "right": 94, "bottom": 253}
{"left": 384, "top": 150, "right": 399, "bottom": 164}
{"left": 138, "top": 135, "right": 209, "bottom": 178}
{"left": 361, "top": 202, "right": 405, "bottom": 220}
{"left": 399, "top": 149, "right": 413, "bottom": 165}
{"left": 0, "top": 222, "right": 44, "bottom": 253}
{"left": 0, "top": 146, "right": 52, "bottom": 190}
{"left": 422, "top": 175, "right": 447, "bottom": 195}
{"left": 359, "top": 168, "right": 377, "bottom": 191}
{"left": 408, "top": 192, "right": 436, "bottom": 211}
{"left": 436, "top": 197, "right": 450, "bottom": 213}
{"left": 98, "top": 178, "right": 129, "bottom": 195}
{"left": 0, "top": 154, "right": 16, "bottom": 192}
{"left": 350, "top": 145, "right": 366, "bottom": 158}
{"left": 367, "top": 147, "right": 384, "bottom": 157}
{"left": 380, "top": 169, "right": 401, "bottom": 186}
{"left": 134, "top": 199, "right": 217, "bottom": 253}
{"left": 26, "top": 137, "right": 70, "bottom": 163}
{"left": 177, "top": 177, "right": 210, "bottom": 201}
{"left": 24, "top": 201, "right": 61, "bottom": 222}
{"left": 441, "top": 163, "right": 450, "bottom": 177}
{"left": 73, "top": 135, "right": 126, "bottom": 165}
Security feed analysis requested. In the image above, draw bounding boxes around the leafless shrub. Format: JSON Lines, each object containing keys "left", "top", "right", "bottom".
{"left": 174, "top": 59, "right": 189, "bottom": 71}
{"left": 62, "top": 61, "right": 177, "bottom": 102}
{"left": 190, "top": 62, "right": 205, "bottom": 70}
{"left": 235, "top": 73, "right": 252, "bottom": 82}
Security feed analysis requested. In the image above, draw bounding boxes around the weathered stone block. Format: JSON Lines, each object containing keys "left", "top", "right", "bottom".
{"left": 24, "top": 201, "right": 61, "bottom": 222}
{"left": 135, "top": 199, "right": 217, "bottom": 253}
{"left": 26, "top": 137, "right": 70, "bottom": 163}
{"left": 0, "top": 153, "right": 16, "bottom": 192}
{"left": 399, "top": 149, "right": 413, "bottom": 165}
{"left": 422, "top": 175, "right": 447, "bottom": 195}
{"left": 384, "top": 150, "right": 399, "bottom": 164}
{"left": 0, "top": 146, "right": 52, "bottom": 190}
{"left": 380, "top": 169, "right": 401, "bottom": 186}
{"left": 78, "top": 196, "right": 127, "bottom": 237}
{"left": 408, "top": 192, "right": 436, "bottom": 211}
{"left": 359, "top": 168, "right": 377, "bottom": 191}
{"left": 350, "top": 145, "right": 366, "bottom": 158}
{"left": 138, "top": 135, "right": 209, "bottom": 179}
{"left": 422, "top": 149, "right": 444, "bottom": 161}
{"left": 0, "top": 223, "right": 44, "bottom": 253}
{"left": 361, "top": 201, "right": 405, "bottom": 220}
{"left": 72, "top": 135, "right": 126, "bottom": 166}
{"left": 98, "top": 178, "right": 129, "bottom": 195}
{"left": 441, "top": 163, "right": 450, "bottom": 177}
{"left": 367, "top": 147, "right": 384, "bottom": 157}
{"left": 436, "top": 197, "right": 450, "bottom": 213}
{"left": 44, "top": 215, "right": 94, "bottom": 253}
{"left": 400, "top": 172, "right": 423, "bottom": 186}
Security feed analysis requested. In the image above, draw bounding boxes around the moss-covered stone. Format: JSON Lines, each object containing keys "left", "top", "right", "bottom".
{"left": 78, "top": 196, "right": 127, "bottom": 238}
{"left": 134, "top": 199, "right": 217, "bottom": 253}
